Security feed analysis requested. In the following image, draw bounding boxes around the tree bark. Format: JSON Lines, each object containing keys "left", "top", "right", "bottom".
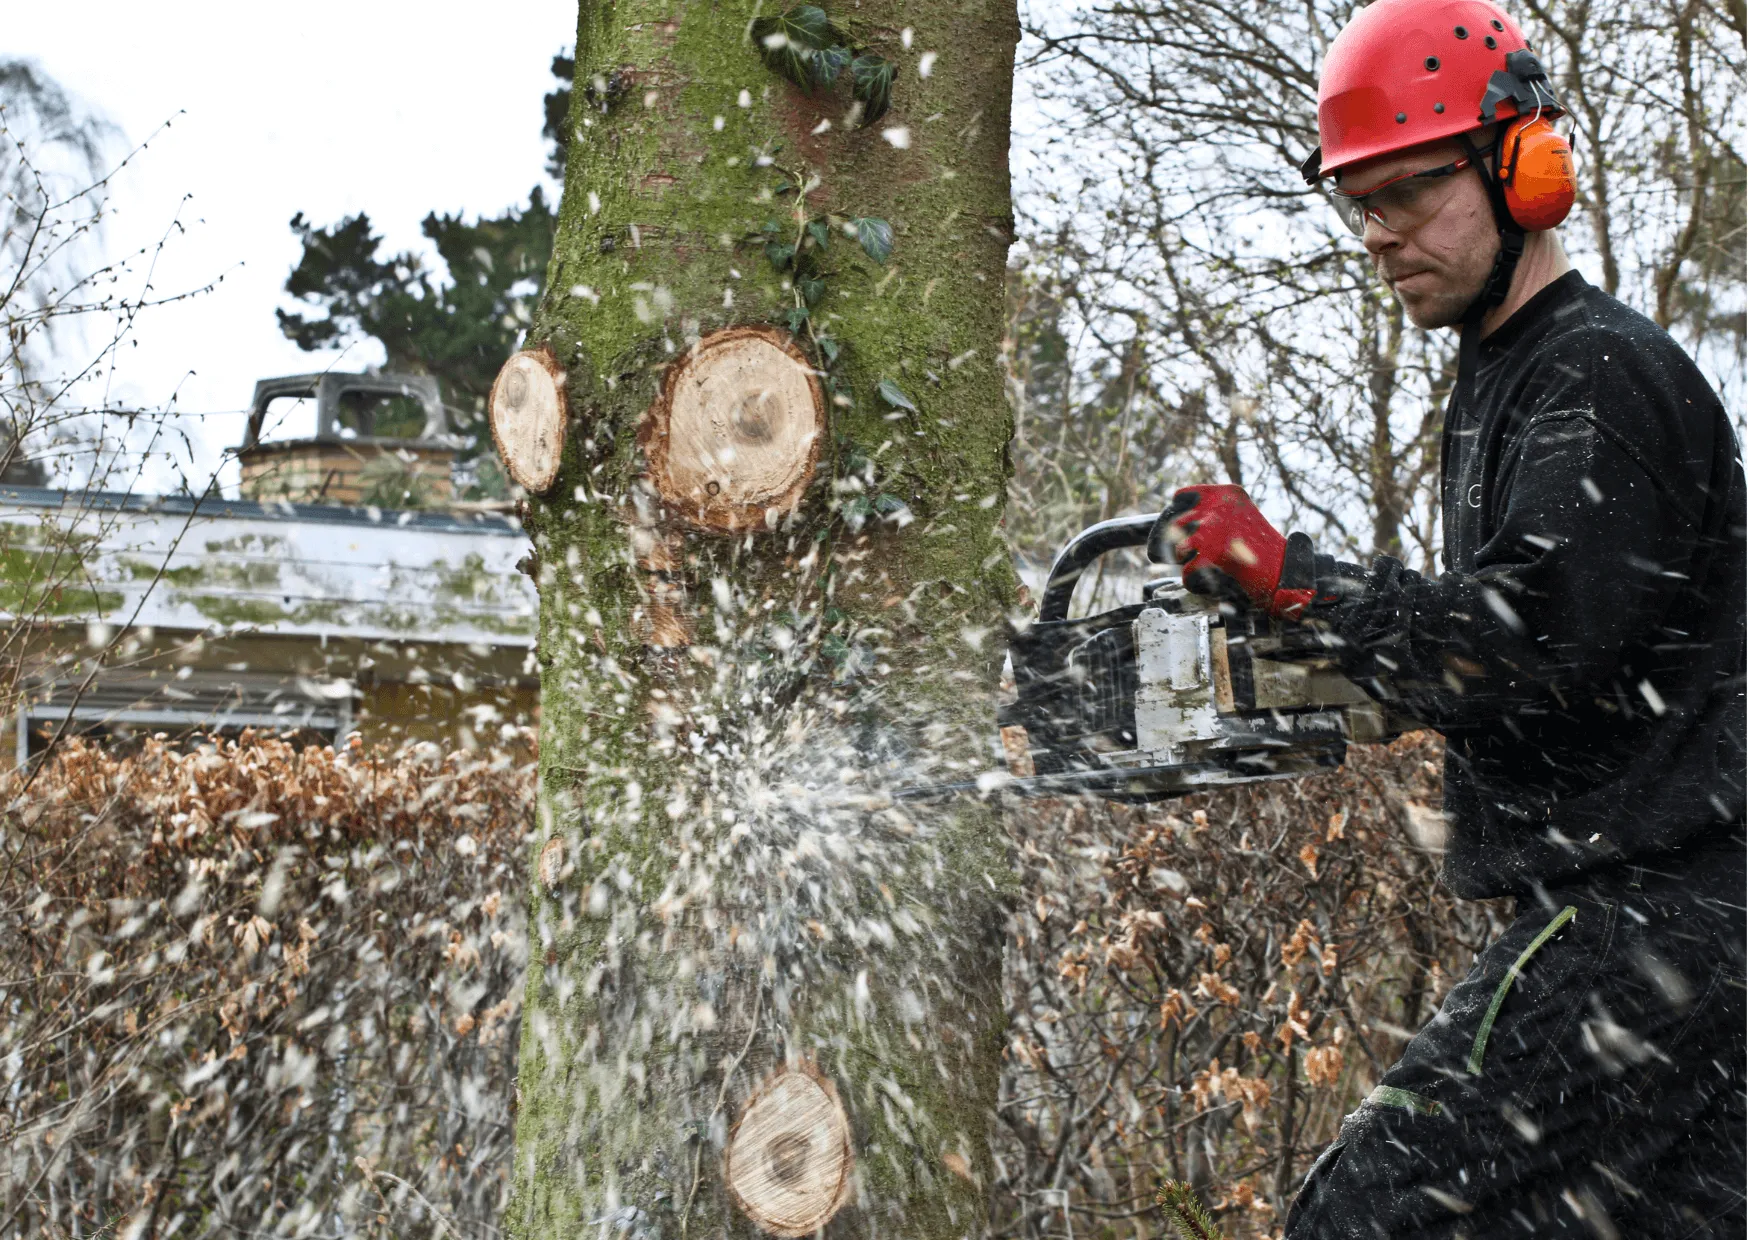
{"left": 1364, "top": 293, "right": 1405, "bottom": 560}
{"left": 506, "top": 2, "right": 1020, "bottom": 1238}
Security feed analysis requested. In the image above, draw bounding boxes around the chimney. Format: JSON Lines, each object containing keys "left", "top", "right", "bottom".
{"left": 238, "top": 373, "right": 459, "bottom": 507}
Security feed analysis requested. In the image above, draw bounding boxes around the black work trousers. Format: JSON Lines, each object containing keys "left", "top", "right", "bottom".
{"left": 1285, "top": 837, "right": 1746, "bottom": 1238}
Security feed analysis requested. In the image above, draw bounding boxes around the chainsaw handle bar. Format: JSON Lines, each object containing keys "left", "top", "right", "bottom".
{"left": 1038, "top": 512, "right": 1163, "bottom": 623}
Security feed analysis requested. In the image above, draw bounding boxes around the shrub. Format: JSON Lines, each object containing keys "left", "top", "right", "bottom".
{"left": 0, "top": 733, "right": 533, "bottom": 1239}
{"left": 0, "top": 729, "right": 1497, "bottom": 1240}
{"left": 992, "top": 732, "right": 1510, "bottom": 1240}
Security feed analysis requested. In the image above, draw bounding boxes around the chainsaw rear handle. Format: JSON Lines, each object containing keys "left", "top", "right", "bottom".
{"left": 1038, "top": 513, "right": 1163, "bottom": 623}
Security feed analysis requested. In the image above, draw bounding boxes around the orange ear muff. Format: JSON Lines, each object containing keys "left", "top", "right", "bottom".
{"left": 1499, "top": 115, "right": 1576, "bottom": 231}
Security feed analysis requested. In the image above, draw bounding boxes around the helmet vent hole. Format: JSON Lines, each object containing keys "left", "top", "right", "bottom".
{"left": 1425, "top": 56, "right": 1441, "bottom": 70}
{"left": 1491, "top": 18, "right": 1505, "bottom": 29}
{"left": 1454, "top": 24, "right": 1469, "bottom": 37}
{"left": 1396, "top": 112, "right": 1408, "bottom": 123}
{"left": 1484, "top": 34, "right": 1498, "bottom": 47}
{"left": 1434, "top": 102, "right": 1446, "bottom": 113}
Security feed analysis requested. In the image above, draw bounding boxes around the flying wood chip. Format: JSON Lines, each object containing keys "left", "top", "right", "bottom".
{"left": 724, "top": 1062, "right": 854, "bottom": 1237}
{"left": 641, "top": 327, "right": 824, "bottom": 532}
{"left": 537, "top": 837, "right": 565, "bottom": 890}
{"left": 489, "top": 347, "right": 567, "bottom": 494}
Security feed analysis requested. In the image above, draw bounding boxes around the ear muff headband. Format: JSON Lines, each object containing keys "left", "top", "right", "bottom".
{"left": 1498, "top": 116, "right": 1576, "bottom": 231}
{"left": 1458, "top": 115, "right": 1575, "bottom": 318}
{"left": 1457, "top": 128, "right": 1523, "bottom": 313}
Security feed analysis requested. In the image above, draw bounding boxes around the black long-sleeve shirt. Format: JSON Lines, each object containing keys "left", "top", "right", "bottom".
{"left": 1307, "top": 271, "right": 1745, "bottom": 899}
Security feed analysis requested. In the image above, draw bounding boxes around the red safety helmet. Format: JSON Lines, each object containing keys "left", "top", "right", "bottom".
{"left": 1311, "top": 0, "right": 1563, "bottom": 175}
{"left": 1300, "top": 0, "right": 1577, "bottom": 303}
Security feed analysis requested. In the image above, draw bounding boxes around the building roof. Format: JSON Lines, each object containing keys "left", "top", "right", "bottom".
{"left": 0, "top": 486, "right": 538, "bottom": 646}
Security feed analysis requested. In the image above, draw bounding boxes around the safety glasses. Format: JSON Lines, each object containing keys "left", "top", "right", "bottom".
{"left": 1330, "top": 156, "right": 1471, "bottom": 237}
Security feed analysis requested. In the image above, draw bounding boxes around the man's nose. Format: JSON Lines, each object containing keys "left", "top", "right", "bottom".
{"left": 1361, "top": 216, "right": 1400, "bottom": 255}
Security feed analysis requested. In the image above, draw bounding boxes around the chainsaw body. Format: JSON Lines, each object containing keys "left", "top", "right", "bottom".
{"left": 992, "top": 514, "right": 1404, "bottom": 803}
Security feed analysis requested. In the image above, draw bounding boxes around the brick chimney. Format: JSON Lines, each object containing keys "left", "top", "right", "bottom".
{"left": 237, "top": 373, "right": 459, "bottom": 507}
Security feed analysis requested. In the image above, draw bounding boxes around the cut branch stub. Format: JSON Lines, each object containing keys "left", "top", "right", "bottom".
{"left": 489, "top": 347, "right": 567, "bottom": 494}
{"left": 641, "top": 326, "right": 824, "bottom": 531}
{"left": 723, "top": 1062, "right": 855, "bottom": 1237}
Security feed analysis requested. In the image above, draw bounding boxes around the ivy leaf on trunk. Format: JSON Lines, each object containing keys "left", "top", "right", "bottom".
{"left": 813, "top": 42, "right": 853, "bottom": 87}
{"left": 851, "top": 54, "right": 896, "bottom": 124}
{"left": 766, "top": 239, "right": 797, "bottom": 270}
{"left": 877, "top": 377, "right": 917, "bottom": 412}
{"left": 853, "top": 216, "right": 894, "bottom": 265}
{"left": 751, "top": 6, "right": 846, "bottom": 90}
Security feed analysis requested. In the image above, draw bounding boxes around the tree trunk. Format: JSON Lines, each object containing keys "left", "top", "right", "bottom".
{"left": 505, "top": 2, "right": 1020, "bottom": 1238}
{"left": 1364, "top": 292, "right": 1405, "bottom": 560}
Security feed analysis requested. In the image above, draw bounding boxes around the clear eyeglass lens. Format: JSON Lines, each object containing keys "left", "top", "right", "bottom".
{"left": 1333, "top": 175, "right": 1442, "bottom": 236}
{"left": 1375, "top": 178, "right": 1437, "bottom": 220}
{"left": 1331, "top": 193, "right": 1368, "bottom": 236}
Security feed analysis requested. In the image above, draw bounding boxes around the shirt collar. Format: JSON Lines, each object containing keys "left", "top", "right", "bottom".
{"left": 1481, "top": 269, "right": 1589, "bottom": 355}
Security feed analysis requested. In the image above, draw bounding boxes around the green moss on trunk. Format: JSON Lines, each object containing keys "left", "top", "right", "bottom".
{"left": 508, "top": 1, "right": 1020, "bottom": 1236}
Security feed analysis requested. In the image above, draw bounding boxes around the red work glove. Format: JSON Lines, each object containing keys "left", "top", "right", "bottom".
{"left": 1147, "top": 485, "right": 1315, "bottom": 618}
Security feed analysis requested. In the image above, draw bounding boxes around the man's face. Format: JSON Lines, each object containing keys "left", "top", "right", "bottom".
{"left": 1336, "top": 139, "right": 1500, "bottom": 329}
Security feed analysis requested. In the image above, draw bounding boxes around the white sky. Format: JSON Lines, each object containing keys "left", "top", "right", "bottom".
{"left": 7, "top": 0, "right": 578, "bottom": 494}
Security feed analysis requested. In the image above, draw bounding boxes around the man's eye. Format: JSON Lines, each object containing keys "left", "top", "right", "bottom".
{"left": 1396, "top": 178, "right": 1440, "bottom": 204}
{"left": 1374, "top": 183, "right": 1423, "bottom": 212}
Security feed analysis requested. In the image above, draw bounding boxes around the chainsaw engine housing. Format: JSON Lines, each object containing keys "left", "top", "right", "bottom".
{"left": 997, "top": 514, "right": 1402, "bottom": 802}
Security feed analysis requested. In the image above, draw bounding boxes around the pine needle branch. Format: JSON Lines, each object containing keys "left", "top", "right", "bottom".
{"left": 1156, "top": 1181, "right": 1225, "bottom": 1240}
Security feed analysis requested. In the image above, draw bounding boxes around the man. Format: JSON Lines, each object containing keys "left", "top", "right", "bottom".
{"left": 1152, "top": 0, "right": 1746, "bottom": 1233}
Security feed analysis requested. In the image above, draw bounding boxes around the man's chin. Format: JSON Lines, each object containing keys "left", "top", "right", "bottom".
{"left": 1393, "top": 283, "right": 1469, "bottom": 330}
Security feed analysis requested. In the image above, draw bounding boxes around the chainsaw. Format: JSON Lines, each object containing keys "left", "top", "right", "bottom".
{"left": 895, "top": 513, "right": 1406, "bottom": 803}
